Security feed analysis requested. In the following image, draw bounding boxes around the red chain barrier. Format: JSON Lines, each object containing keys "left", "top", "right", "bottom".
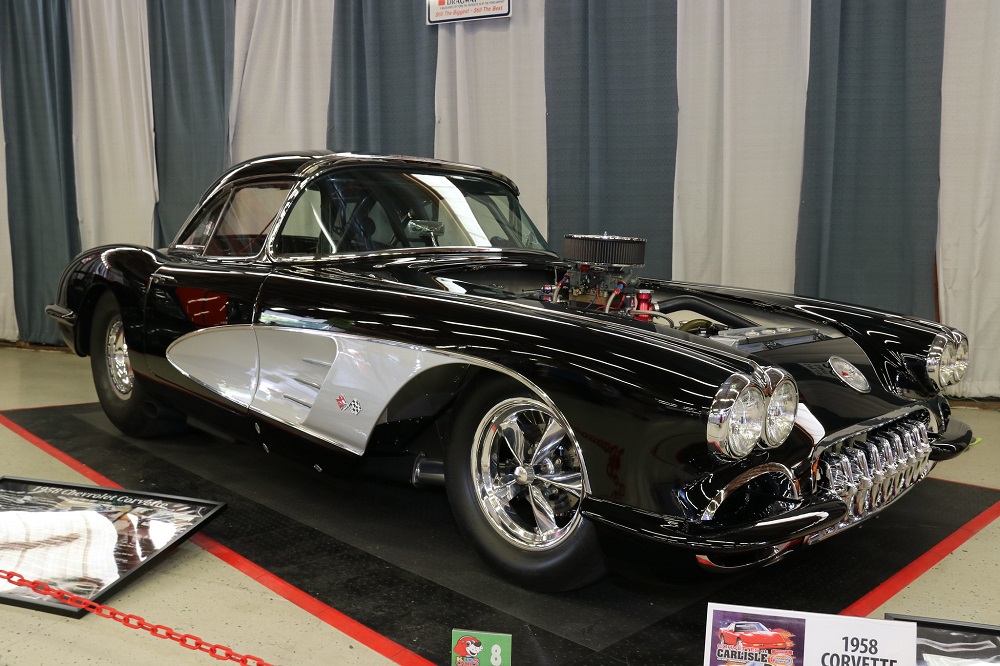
{"left": 0, "top": 569, "right": 275, "bottom": 665}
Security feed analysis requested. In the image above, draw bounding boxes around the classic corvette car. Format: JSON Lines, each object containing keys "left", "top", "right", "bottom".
{"left": 47, "top": 151, "right": 973, "bottom": 591}
{"left": 718, "top": 621, "right": 790, "bottom": 650}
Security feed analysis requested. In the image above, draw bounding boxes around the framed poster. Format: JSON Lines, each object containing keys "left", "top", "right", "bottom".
{"left": 886, "top": 614, "right": 1000, "bottom": 666}
{"left": 0, "top": 476, "right": 224, "bottom": 617}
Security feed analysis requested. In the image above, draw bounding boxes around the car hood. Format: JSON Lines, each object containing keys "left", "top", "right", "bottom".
{"left": 291, "top": 250, "right": 940, "bottom": 423}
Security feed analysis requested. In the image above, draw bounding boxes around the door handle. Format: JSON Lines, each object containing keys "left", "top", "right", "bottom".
{"left": 150, "top": 273, "right": 177, "bottom": 285}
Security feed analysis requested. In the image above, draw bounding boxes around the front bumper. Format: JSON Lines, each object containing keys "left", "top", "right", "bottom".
{"left": 582, "top": 416, "right": 974, "bottom": 554}
{"left": 44, "top": 304, "right": 78, "bottom": 353}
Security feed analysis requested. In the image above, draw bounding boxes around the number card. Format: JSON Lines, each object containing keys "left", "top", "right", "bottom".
{"left": 705, "top": 603, "right": 916, "bottom": 666}
{"left": 451, "top": 629, "right": 512, "bottom": 666}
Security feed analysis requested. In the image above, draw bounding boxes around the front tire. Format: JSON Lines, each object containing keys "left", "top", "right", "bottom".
{"left": 445, "top": 378, "right": 605, "bottom": 591}
{"left": 89, "top": 292, "right": 169, "bottom": 437}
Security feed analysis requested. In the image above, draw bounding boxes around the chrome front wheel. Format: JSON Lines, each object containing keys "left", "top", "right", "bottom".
{"left": 471, "top": 397, "right": 585, "bottom": 550}
{"left": 445, "top": 378, "right": 605, "bottom": 591}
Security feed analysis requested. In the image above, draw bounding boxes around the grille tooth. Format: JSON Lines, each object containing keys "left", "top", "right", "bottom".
{"left": 915, "top": 422, "right": 932, "bottom": 480}
{"left": 901, "top": 427, "right": 920, "bottom": 485}
{"left": 877, "top": 437, "right": 900, "bottom": 501}
{"left": 888, "top": 432, "right": 908, "bottom": 493}
{"left": 844, "top": 448, "right": 872, "bottom": 515}
{"left": 859, "top": 441, "right": 886, "bottom": 508}
{"left": 809, "top": 414, "right": 934, "bottom": 544}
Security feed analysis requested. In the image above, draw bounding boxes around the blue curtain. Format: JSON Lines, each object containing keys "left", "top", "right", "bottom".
{"left": 544, "top": 0, "right": 678, "bottom": 278}
{"left": 795, "top": 0, "right": 945, "bottom": 319}
{"left": 0, "top": 0, "right": 80, "bottom": 344}
{"left": 147, "top": 0, "right": 235, "bottom": 248}
{"left": 327, "top": 0, "right": 437, "bottom": 156}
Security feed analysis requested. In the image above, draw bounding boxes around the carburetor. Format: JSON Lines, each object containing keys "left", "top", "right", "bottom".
{"left": 540, "top": 234, "right": 653, "bottom": 318}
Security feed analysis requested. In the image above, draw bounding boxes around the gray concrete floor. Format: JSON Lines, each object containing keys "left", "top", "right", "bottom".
{"left": 1, "top": 346, "right": 998, "bottom": 664}
{"left": 0, "top": 347, "right": 395, "bottom": 666}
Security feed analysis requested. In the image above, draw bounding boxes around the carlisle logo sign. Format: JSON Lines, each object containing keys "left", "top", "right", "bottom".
{"left": 427, "top": 0, "right": 510, "bottom": 25}
{"left": 709, "top": 610, "right": 804, "bottom": 666}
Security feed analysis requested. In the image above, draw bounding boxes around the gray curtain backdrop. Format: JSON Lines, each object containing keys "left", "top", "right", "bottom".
{"left": 0, "top": 0, "right": 81, "bottom": 344}
{"left": 544, "top": 0, "right": 678, "bottom": 279}
{"left": 795, "top": 0, "right": 945, "bottom": 319}
{"left": 147, "top": 0, "right": 234, "bottom": 248}
{"left": 327, "top": 0, "right": 437, "bottom": 156}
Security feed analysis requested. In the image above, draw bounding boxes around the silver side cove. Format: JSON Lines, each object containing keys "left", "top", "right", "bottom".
{"left": 167, "top": 325, "right": 455, "bottom": 454}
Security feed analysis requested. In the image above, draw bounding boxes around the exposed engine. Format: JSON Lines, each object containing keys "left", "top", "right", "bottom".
{"left": 540, "top": 234, "right": 657, "bottom": 320}
{"left": 539, "top": 233, "right": 825, "bottom": 348}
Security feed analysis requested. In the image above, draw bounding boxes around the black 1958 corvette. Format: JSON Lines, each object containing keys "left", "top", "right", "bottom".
{"left": 47, "top": 152, "right": 973, "bottom": 591}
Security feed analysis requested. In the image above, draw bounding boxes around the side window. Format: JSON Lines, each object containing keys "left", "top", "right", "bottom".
{"left": 275, "top": 177, "right": 406, "bottom": 257}
{"left": 204, "top": 182, "right": 292, "bottom": 257}
{"left": 275, "top": 187, "right": 329, "bottom": 257}
{"left": 175, "top": 196, "right": 227, "bottom": 251}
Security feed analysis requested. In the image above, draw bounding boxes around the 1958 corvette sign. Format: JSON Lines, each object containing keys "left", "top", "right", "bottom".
{"left": 47, "top": 151, "right": 973, "bottom": 590}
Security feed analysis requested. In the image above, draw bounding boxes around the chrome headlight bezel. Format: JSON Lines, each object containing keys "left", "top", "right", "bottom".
{"left": 707, "top": 367, "right": 799, "bottom": 459}
{"left": 764, "top": 375, "right": 799, "bottom": 447}
{"left": 926, "top": 330, "right": 970, "bottom": 389}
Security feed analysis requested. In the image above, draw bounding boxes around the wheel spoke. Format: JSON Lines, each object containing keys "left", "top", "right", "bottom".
{"left": 490, "top": 475, "right": 521, "bottom": 506}
{"left": 527, "top": 485, "right": 558, "bottom": 535}
{"left": 529, "top": 417, "right": 566, "bottom": 465}
{"left": 499, "top": 415, "right": 526, "bottom": 464}
{"left": 536, "top": 471, "right": 583, "bottom": 497}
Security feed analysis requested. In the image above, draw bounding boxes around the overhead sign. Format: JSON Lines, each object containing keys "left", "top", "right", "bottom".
{"left": 705, "top": 603, "right": 917, "bottom": 666}
{"left": 427, "top": 0, "right": 511, "bottom": 25}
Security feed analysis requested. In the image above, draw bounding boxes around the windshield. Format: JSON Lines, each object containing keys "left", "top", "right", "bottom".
{"left": 734, "top": 623, "right": 767, "bottom": 632}
{"left": 273, "top": 168, "right": 551, "bottom": 258}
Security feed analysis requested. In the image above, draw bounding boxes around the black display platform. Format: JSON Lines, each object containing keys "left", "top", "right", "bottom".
{"left": 3, "top": 403, "right": 997, "bottom": 665}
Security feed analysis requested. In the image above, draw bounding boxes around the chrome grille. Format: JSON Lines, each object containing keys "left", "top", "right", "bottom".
{"left": 807, "top": 415, "right": 933, "bottom": 544}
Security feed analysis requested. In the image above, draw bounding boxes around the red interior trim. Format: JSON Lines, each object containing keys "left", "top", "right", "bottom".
{"left": 1, "top": 412, "right": 432, "bottom": 666}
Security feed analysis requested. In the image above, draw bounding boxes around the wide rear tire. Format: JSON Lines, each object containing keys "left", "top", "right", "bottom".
{"left": 89, "top": 292, "right": 173, "bottom": 437}
{"left": 445, "top": 377, "right": 606, "bottom": 591}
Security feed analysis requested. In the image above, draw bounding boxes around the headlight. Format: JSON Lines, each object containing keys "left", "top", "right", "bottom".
{"left": 708, "top": 374, "right": 763, "bottom": 458}
{"left": 729, "top": 386, "right": 766, "bottom": 457}
{"left": 764, "top": 377, "right": 798, "bottom": 447}
{"left": 926, "top": 331, "right": 970, "bottom": 389}
{"left": 954, "top": 335, "right": 970, "bottom": 382}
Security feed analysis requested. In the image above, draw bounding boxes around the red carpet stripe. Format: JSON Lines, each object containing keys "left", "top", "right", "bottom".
{"left": 841, "top": 497, "right": 1000, "bottom": 617}
{"left": 0, "top": 412, "right": 433, "bottom": 666}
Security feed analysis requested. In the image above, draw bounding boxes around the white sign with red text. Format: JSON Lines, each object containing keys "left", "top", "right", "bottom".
{"left": 426, "top": 0, "right": 511, "bottom": 25}
{"left": 705, "top": 603, "right": 916, "bottom": 666}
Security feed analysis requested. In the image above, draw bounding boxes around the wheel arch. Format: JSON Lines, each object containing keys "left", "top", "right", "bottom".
{"left": 74, "top": 280, "right": 145, "bottom": 358}
{"left": 375, "top": 357, "right": 594, "bottom": 491}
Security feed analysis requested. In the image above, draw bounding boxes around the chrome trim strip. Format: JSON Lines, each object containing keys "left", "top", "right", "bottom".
{"left": 282, "top": 394, "right": 314, "bottom": 409}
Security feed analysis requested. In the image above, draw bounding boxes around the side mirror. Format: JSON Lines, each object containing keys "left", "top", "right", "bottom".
{"left": 405, "top": 219, "right": 446, "bottom": 238}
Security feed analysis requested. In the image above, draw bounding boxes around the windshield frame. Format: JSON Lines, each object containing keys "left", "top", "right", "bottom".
{"left": 265, "top": 165, "right": 554, "bottom": 263}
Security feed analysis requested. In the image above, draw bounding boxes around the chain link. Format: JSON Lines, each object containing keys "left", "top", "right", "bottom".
{"left": 0, "top": 569, "right": 274, "bottom": 665}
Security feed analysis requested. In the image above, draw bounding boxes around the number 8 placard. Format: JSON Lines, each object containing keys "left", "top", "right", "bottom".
{"left": 452, "top": 629, "right": 513, "bottom": 666}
